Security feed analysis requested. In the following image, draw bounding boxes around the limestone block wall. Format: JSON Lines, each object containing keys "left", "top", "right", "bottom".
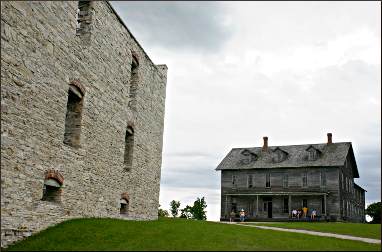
{"left": 1, "top": 1, "right": 167, "bottom": 247}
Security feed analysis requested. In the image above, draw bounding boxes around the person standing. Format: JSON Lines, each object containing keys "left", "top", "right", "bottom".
{"left": 303, "top": 206, "right": 308, "bottom": 218}
{"left": 230, "top": 210, "right": 235, "bottom": 222}
{"left": 239, "top": 209, "right": 245, "bottom": 222}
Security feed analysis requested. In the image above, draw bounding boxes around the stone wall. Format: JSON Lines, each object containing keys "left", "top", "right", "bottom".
{"left": 1, "top": 1, "right": 167, "bottom": 247}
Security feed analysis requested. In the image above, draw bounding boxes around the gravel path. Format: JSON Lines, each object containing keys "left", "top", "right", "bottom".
{"left": 218, "top": 222, "right": 381, "bottom": 244}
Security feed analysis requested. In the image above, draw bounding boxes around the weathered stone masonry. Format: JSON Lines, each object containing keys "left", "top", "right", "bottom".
{"left": 1, "top": 1, "right": 167, "bottom": 247}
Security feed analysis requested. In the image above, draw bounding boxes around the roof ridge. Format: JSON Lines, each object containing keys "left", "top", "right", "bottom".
{"left": 231, "top": 142, "right": 351, "bottom": 150}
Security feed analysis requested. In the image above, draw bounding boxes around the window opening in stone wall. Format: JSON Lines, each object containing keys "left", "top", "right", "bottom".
{"left": 320, "top": 171, "right": 326, "bottom": 187}
{"left": 247, "top": 174, "right": 253, "bottom": 188}
{"left": 124, "top": 126, "right": 134, "bottom": 169}
{"left": 63, "top": 84, "right": 84, "bottom": 148}
{"left": 76, "top": 1, "right": 92, "bottom": 36}
{"left": 266, "top": 173, "right": 271, "bottom": 188}
{"left": 128, "top": 54, "right": 139, "bottom": 109}
{"left": 120, "top": 199, "right": 129, "bottom": 215}
{"left": 302, "top": 172, "right": 307, "bottom": 187}
{"left": 42, "top": 179, "right": 61, "bottom": 202}
{"left": 283, "top": 198, "right": 289, "bottom": 213}
{"left": 283, "top": 174, "right": 288, "bottom": 188}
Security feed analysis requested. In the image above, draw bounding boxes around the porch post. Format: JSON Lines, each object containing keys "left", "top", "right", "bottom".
{"left": 324, "top": 194, "right": 327, "bottom": 217}
{"left": 256, "top": 195, "right": 259, "bottom": 217}
{"left": 288, "top": 194, "right": 291, "bottom": 218}
{"left": 225, "top": 195, "right": 228, "bottom": 218}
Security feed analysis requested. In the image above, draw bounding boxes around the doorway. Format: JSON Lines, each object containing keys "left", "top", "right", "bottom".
{"left": 267, "top": 202, "right": 272, "bottom": 218}
{"left": 263, "top": 197, "right": 272, "bottom": 218}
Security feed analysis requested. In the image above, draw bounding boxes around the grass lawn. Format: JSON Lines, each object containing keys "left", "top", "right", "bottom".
{"left": 244, "top": 222, "right": 381, "bottom": 239}
{"left": 5, "top": 218, "right": 381, "bottom": 251}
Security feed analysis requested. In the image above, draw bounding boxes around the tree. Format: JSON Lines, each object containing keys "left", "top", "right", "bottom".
{"left": 191, "top": 197, "right": 207, "bottom": 220}
{"left": 366, "top": 202, "right": 381, "bottom": 223}
{"left": 158, "top": 204, "right": 169, "bottom": 218}
{"left": 180, "top": 205, "right": 193, "bottom": 219}
{"left": 170, "top": 200, "right": 181, "bottom": 218}
{"left": 179, "top": 197, "right": 208, "bottom": 220}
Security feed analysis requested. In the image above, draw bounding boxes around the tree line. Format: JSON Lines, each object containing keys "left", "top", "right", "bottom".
{"left": 158, "top": 197, "right": 207, "bottom": 220}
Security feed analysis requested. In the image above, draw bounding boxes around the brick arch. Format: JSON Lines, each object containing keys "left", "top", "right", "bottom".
{"left": 69, "top": 79, "right": 86, "bottom": 96}
{"left": 44, "top": 169, "right": 64, "bottom": 186}
{"left": 121, "top": 192, "right": 129, "bottom": 202}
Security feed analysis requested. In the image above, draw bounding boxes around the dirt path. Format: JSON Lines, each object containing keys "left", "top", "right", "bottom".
{"left": 219, "top": 222, "right": 381, "bottom": 244}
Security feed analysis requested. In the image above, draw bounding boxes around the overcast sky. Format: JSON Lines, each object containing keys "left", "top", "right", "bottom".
{"left": 111, "top": 1, "right": 381, "bottom": 221}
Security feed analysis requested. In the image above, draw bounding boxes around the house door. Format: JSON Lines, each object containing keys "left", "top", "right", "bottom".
{"left": 267, "top": 202, "right": 272, "bottom": 218}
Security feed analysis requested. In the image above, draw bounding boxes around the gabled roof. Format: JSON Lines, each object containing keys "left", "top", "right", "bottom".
{"left": 216, "top": 142, "right": 359, "bottom": 177}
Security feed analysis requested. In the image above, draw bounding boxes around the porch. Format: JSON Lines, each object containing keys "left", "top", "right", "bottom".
{"left": 221, "top": 192, "right": 328, "bottom": 221}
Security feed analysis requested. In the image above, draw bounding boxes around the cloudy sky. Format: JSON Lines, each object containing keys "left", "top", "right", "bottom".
{"left": 110, "top": 1, "right": 381, "bottom": 221}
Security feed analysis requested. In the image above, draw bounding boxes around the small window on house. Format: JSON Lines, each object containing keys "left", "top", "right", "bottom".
{"left": 283, "top": 174, "right": 288, "bottom": 188}
{"left": 42, "top": 179, "right": 61, "bottom": 202}
{"left": 120, "top": 199, "right": 129, "bottom": 215}
{"left": 247, "top": 175, "right": 253, "bottom": 188}
{"left": 76, "top": 1, "right": 92, "bottom": 36}
{"left": 232, "top": 175, "right": 237, "bottom": 187}
{"left": 124, "top": 126, "right": 134, "bottom": 169}
{"left": 63, "top": 84, "right": 84, "bottom": 148}
{"left": 320, "top": 171, "right": 326, "bottom": 187}
{"left": 302, "top": 199, "right": 307, "bottom": 208}
{"left": 302, "top": 172, "right": 308, "bottom": 187}
{"left": 265, "top": 173, "right": 271, "bottom": 188}
{"left": 128, "top": 54, "right": 139, "bottom": 109}
{"left": 283, "top": 198, "right": 289, "bottom": 213}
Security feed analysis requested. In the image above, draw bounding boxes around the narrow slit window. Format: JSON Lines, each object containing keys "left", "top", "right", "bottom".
{"left": 63, "top": 85, "right": 84, "bottom": 148}
{"left": 128, "top": 54, "right": 139, "bottom": 109}
{"left": 124, "top": 126, "right": 134, "bottom": 169}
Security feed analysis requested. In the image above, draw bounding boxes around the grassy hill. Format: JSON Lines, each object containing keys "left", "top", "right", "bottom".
{"left": 5, "top": 218, "right": 381, "bottom": 251}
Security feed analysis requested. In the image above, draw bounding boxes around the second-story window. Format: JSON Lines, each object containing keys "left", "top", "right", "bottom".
{"left": 302, "top": 172, "right": 308, "bottom": 187}
{"left": 128, "top": 53, "right": 139, "bottom": 110}
{"left": 63, "top": 84, "right": 84, "bottom": 148}
{"left": 124, "top": 126, "right": 134, "bottom": 170}
{"left": 320, "top": 171, "right": 326, "bottom": 187}
{"left": 341, "top": 172, "right": 344, "bottom": 190}
{"left": 265, "top": 173, "right": 271, "bottom": 188}
{"left": 232, "top": 175, "right": 237, "bottom": 187}
{"left": 283, "top": 174, "right": 288, "bottom": 188}
{"left": 76, "top": 1, "right": 93, "bottom": 37}
{"left": 247, "top": 175, "right": 253, "bottom": 188}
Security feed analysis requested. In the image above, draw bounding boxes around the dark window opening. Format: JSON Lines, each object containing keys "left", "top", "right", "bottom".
{"left": 266, "top": 173, "right": 271, "bottom": 188}
{"left": 322, "top": 198, "right": 326, "bottom": 214}
{"left": 321, "top": 171, "right": 326, "bottom": 187}
{"left": 302, "top": 172, "right": 307, "bottom": 187}
{"left": 120, "top": 199, "right": 129, "bottom": 215}
{"left": 231, "top": 203, "right": 237, "bottom": 213}
{"left": 263, "top": 202, "right": 267, "bottom": 211}
{"left": 248, "top": 175, "right": 253, "bottom": 188}
{"left": 232, "top": 175, "right": 237, "bottom": 187}
{"left": 283, "top": 198, "right": 289, "bottom": 213}
{"left": 42, "top": 179, "right": 61, "bottom": 202}
{"left": 128, "top": 54, "right": 139, "bottom": 109}
{"left": 63, "top": 85, "right": 84, "bottom": 148}
{"left": 303, "top": 199, "right": 308, "bottom": 208}
{"left": 283, "top": 174, "right": 288, "bottom": 188}
{"left": 124, "top": 126, "right": 134, "bottom": 169}
{"left": 76, "top": 1, "right": 92, "bottom": 35}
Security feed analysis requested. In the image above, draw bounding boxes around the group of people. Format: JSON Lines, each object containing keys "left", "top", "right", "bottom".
{"left": 291, "top": 207, "right": 318, "bottom": 220}
{"left": 229, "top": 209, "right": 246, "bottom": 222}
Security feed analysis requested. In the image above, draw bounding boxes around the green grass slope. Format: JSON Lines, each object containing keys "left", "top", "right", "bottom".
{"left": 6, "top": 218, "right": 381, "bottom": 251}
{"left": 245, "top": 222, "right": 381, "bottom": 239}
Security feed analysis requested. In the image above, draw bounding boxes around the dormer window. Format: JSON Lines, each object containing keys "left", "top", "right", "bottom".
{"left": 238, "top": 149, "right": 258, "bottom": 165}
{"left": 272, "top": 147, "right": 288, "bottom": 163}
{"left": 306, "top": 146, "right": 321, "bottom": 161}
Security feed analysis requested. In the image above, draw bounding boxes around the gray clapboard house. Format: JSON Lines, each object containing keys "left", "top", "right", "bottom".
{"left": 216, "top": 133, "right": 366, "bottom": 222}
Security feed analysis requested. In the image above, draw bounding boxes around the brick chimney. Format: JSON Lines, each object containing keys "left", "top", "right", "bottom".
{"left": 262, "top": 136, "right": 268, "bottom": 152}
{"left": 327, "top": 133, "right": 332, "bottom": 144}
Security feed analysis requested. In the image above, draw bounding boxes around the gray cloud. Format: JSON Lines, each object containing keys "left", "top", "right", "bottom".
{"left": 110, "top": 1, "right": 232, "bottom": 53}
